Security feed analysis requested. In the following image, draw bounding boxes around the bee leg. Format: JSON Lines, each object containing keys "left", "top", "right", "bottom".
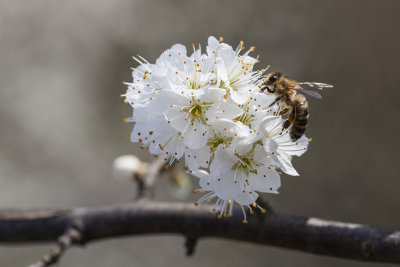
{"left": 279, "top": 108, "right": 289, "bottom": 116}
{"left": 282, "top": 119, "right": 291, "bottom": 129}
{"left": 268, "top": 96, "right": 282, "bottom": 107}
{"left": 281, "top": 110, "right": 295, "bottom": 132}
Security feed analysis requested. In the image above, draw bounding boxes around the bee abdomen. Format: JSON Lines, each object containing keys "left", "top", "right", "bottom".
{"left": 290, "top": 101, "right": 309, "bottom": 141}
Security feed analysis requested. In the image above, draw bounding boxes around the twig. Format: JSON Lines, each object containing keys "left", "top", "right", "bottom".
{"left": 23, "top": 157, "right": 168, "bottom": 266}
{"left": 28, "top": 227, "right": 81, "bottom": 267}
{"left": 184, "top": 236, "right": 198, "bottom": 256}
{"left": 134, "top": 156, "right": 168, "bottom": 200}
{"left": 0, "top": 201, "right": 399, "bottom": 264}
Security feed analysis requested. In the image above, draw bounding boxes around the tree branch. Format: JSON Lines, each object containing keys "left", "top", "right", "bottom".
{"left": 0, "top": 202, "right": 399, "bottom": 264}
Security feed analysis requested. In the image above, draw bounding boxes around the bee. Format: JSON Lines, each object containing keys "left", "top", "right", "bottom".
{"left": 261, "top": 71, "right": 332, "bottom": 141}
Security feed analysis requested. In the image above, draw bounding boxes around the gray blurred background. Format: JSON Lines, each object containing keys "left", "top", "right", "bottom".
{"left": 0, "top": 0, "right": 399, "bottom": 266}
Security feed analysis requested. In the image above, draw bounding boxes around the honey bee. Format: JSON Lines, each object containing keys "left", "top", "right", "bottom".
{"left": 261, "top": 71, "right": 332, "bottom": 141}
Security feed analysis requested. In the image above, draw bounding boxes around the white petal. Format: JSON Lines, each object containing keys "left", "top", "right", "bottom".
{"left": 263, "top": 138, "right": 278, "bottom": 153}
{"left": 210, "top": 146, "right": 235, "bottom": 176}
{"left": 149, "top": 117, "right": 177, "bottom": 136}
{"left": 192, "top": 170, "right": 213, "bottom": 191}
{"left": 158, "top": 90, "right": 189, "bottom": 107}
{"left": 185, "top": 147, "right": 210, "bottom": 171}
{"left": 206, "top": 36, "right": 220, "bottom": 55}
{"left": 277, "top": 136, "right": 309, "bottom": 157}
{"left": 170, "top": 44, "right": 187, "bottom": 55}
{"left": 215, "top": 57, "right": 229, "bottom": 84}
{"left": 248, "top": 167, "right": 281, "bottom": 193}
{"left": 253, "top": 145, "right": 276, "bottom": 166}
{"left": 192, "top": 169, "right": 209, "bottom": 179}
{"left": 164, "top": 108, "right": 187, "bottom": 132}
{"left": 198, "top": 87, "right": 226, "bottom": 103}
{"left": 130, "top": 122, "right": 150, "bottom": 143}
{"left": 183, "top": 121, "right": 208, "bottom": 149}
{"left": 275, "top": 153, "right": 299, "bottom": 176}
{"left": 213, "top": 170, "right": 241, "bottom": 200}
{"left": 233, "top": 190, "right": 258, "bottom": 206}
{"left": 230, "top": 89, "right": 250, "bottom": 105}
{"left": 216, "top": 43, "right": 236, "bottom": 66}
{"left": 211, "top": 119, "right": 250, "bottom": 138}
{"left": 216, "top": 101, "right": 244, "bottom": 120}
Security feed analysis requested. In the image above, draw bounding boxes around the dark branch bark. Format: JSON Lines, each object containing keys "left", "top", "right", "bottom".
{"left": 0, "top": 202, "right": 399, "bottom": 264}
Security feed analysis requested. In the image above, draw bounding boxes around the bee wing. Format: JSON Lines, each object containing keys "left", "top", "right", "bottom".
{"left": 296, "top": 82, "right": 333, "bottom": 99}
{"left": 296, "top": 87, "right": 323, "bottom": 99}
{"left": 299, "top": 82, "right": 334, "bottom": 90}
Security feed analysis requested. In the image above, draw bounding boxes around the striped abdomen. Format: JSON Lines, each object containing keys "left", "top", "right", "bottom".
{"left": 290, "top": 100, "right": 309, "bottom": 141}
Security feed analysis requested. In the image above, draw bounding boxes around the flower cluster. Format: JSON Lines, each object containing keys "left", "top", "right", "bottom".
{"left": 122, "top": 37, "right": 309, "bottom": 222}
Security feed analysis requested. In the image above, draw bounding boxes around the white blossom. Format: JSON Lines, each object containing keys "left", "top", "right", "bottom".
{"left": 257, "top": 116, "right": 310, "bottom": 176}
{"left": 122, "top": 36, "right": 311, "bottom": 221}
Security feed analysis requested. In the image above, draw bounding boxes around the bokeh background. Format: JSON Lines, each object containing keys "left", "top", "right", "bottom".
{"left": 1, "top": 0, "right": 399, "bottom": 266}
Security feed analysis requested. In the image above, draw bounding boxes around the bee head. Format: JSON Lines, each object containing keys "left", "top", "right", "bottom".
{"left": 261, "top": 72, "right": 282, "bottom": 93}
